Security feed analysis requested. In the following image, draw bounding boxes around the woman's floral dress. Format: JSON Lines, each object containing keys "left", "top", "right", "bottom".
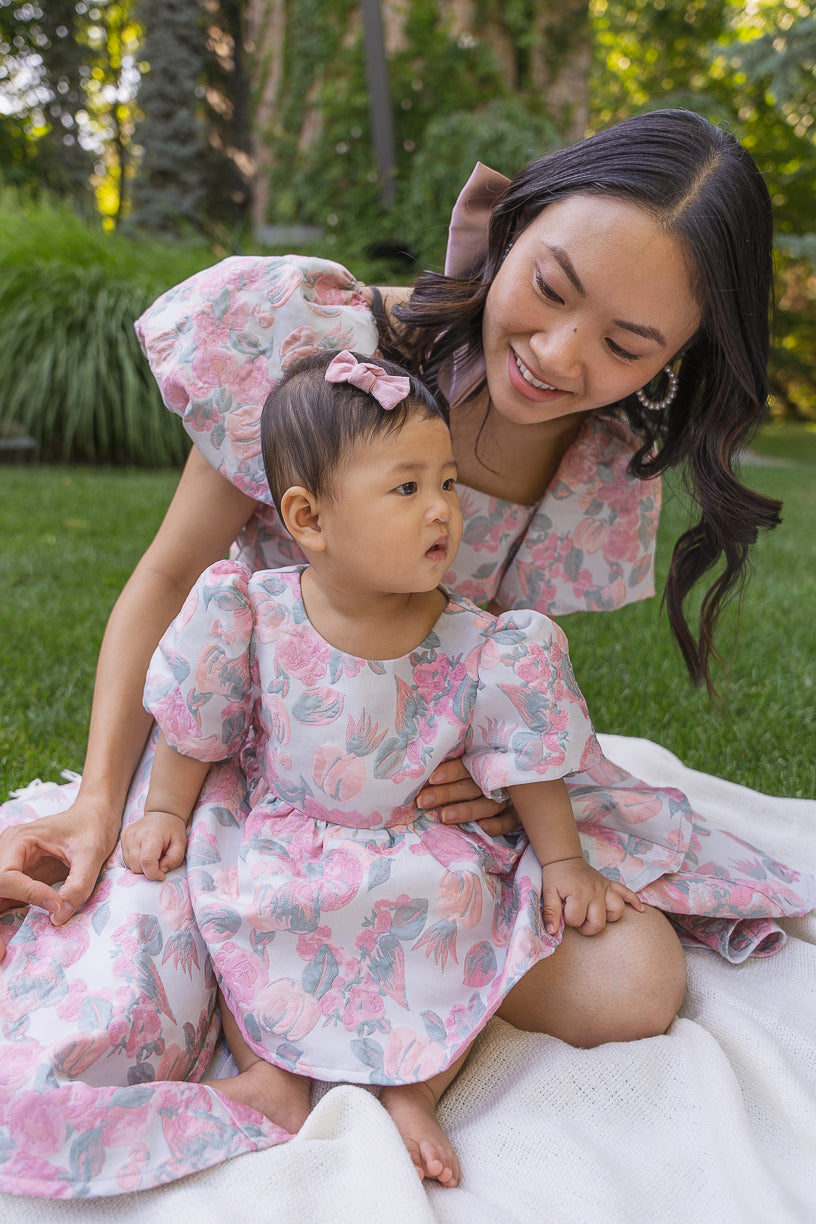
{"left": 1, "top": 247, "right": 814, "bottom": 1198}
{"left": 144, "top": 563, "right": 600, "bottom": 1085}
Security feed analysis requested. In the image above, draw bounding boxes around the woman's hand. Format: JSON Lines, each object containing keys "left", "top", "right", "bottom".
{"left": 416, "top": 758, "right": 518, "bottom": 835}
{"left": 540, "top": 857, "right": 644, "bottom": 937}
{"left": 0, "top": 798, "right": 120, "bottom": 958}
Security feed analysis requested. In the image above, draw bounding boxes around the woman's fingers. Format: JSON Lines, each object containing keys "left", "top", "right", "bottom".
{"left": 0, "top": 868, "right": 64, "bottom": 917}
{"left": 417, "top": 776, "right": 483, "bottom": 812}
{"left": 417, "top": 759, "right": 513, "bottom": 829}
{"left": 0, "top": 810, "right": 114, "bottom": 919}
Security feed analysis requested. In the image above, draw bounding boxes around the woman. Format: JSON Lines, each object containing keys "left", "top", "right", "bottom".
{"left": 0, "top": 109, "right": 812, "bottom": 1198}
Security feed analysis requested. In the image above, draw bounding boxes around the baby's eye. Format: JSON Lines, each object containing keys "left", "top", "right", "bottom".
{"left": 442, "top": 478, "right": 457, "bottom": 491}
{"left": 535, "top": 270, "right": 564, "bottom": 305}
{"left": 395, "top": 481, "right": 418, "bottom": 495}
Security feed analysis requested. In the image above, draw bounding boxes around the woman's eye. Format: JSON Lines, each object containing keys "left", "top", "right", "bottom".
{"left": 606, "top": 338, "right": 640, "bottom": 362}
{"left": 395, "top": 481, "right": 417, "bottom": 495}
{"left": 535, "top": 271, "right": 564, "bottom": 305}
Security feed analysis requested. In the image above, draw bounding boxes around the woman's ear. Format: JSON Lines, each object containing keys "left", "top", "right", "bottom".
{"left": 280, "top": 486, "right": 326, "bottom": 553}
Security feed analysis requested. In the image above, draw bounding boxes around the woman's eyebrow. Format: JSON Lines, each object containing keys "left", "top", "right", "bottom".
{"left": 546, "top": 245, "right": 585, "bottom": 295}
{"left": 614, "top": 320, "right": 666, "bottom": 345}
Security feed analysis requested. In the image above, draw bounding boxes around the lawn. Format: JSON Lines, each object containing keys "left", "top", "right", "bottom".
{"left": 1, "top": 422, "right": 814, "bottom": 801}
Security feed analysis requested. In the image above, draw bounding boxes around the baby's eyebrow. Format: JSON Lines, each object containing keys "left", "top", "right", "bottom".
{"left": 389, "top": 458, "right": 457, "bottom": 474}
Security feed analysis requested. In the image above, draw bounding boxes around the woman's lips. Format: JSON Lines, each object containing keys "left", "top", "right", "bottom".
{"left": 508, "top": 350, "right": 570, "bottom": 401}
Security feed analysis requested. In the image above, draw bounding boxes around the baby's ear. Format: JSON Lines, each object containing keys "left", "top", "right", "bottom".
{"left": 280, "top": 486, "right": 326, "bottom": 552}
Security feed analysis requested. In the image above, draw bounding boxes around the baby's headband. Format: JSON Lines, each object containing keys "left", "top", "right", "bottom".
{"left": 324, "top": 350, "right": 410, "bottom": 410}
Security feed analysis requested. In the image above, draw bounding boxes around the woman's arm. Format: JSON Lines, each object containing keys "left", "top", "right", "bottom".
{"left": 0, "top": 449, "right": 257, "bottom": 931}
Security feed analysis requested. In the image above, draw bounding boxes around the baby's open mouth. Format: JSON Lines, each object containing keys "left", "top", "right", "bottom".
{"left": 426, "top": 538, "right": 448, "bottom": 560}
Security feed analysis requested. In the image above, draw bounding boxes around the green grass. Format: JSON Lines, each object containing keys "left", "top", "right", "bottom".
{"left": 566, "top": 426, "right": 816, "bottom": 799}
{"left": 1, "top": 467, "right": 179, "bottom": 795}
{"left": 1, "top": 424, "right": 814, "bottom": 801}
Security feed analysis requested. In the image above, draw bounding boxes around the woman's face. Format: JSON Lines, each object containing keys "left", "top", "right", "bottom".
{"left": 481, "top": 194, "right": 701, "bottom": 426}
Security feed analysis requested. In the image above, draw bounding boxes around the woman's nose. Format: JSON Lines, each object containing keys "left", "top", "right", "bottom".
{"left": 530, "top": 323, "right": 582, "bottom": 379}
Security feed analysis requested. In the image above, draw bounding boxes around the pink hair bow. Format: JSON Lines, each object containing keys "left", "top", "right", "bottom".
{"left": 325, "top": 350, "right": 410, "bottom": 410}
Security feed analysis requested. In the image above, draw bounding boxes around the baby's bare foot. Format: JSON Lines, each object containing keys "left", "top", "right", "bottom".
{"left": 209, "top": 1058, "right": 311, "bottom": 1135}
{"left": 381, "top": 1082, "right": 461, "bottom": 1187}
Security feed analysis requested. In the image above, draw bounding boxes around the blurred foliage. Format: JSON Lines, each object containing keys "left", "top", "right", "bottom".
{"left": 0, "top": 0, "right": 142, "bottom": 216}
{"left": 263, "top": 0, "right": 535, "bottom": 264}
{"left": 589, "top": 0, "right": 816, "bottom": 418}
{"left": 1, "top": 0, "right": 815, "bottom": 460}
{"left": 396, "top": 99, "right": 559, "bottom": 267}
{"left": 0, "top": 188, "right": 211, "bottom": 465}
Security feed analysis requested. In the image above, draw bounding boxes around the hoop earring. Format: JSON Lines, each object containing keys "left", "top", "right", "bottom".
{"left": 635, "top": 365, "right": 678, "bottom": 412}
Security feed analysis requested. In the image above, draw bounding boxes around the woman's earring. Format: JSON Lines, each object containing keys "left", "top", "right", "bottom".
{"left": 635, "top": 365, "right": 678, "bottom": 412}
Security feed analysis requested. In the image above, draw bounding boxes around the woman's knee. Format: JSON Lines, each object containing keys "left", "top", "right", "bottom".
{"left": 600, "top": 904, "right": 687, "bottom": 1040}
{"left": 498, "top": 904, "right": 687, "bottom": 1047}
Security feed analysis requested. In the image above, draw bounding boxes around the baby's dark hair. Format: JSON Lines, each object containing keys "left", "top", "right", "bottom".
{"left": 261, "top": 350, "right": 446, "bottom": 511}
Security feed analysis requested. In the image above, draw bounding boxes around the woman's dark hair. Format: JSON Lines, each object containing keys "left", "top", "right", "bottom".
{"left": 379, "top": 108, "right": 779, "bottom": 693}
{"left": 261, "top": 350, "right": 446, "bottom": 512}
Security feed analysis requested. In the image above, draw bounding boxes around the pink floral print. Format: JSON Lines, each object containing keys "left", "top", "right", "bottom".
{"left": 141, "top": 562, "right": 598, "bottom": 1083}
{"left": 0, "top": 255, "right": 813, "bottom": 1199}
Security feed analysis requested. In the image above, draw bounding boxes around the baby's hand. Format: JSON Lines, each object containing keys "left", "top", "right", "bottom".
{"left": 540, "top": 856, "right": 643, "bottom": 936}
{"left": 121, "top": 811, "right": 188, "bottom": 882}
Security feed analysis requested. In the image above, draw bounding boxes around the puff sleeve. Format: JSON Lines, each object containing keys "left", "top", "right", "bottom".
{"left": 144, "top": 560, "right": 256, "bottom": 761}
{"left": 463, "top": 609, "right": 602, "bottom": 798}
{"left": 134, "top": 255, "right": 379, "bottom": 501}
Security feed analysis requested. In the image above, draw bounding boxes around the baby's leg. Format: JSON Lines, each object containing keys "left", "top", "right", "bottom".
{"left": 380, "top": 1052, "right": 468, "bottom": 1187}
{"left": 208, "top": 990, "right": 311, "bottom": 1135}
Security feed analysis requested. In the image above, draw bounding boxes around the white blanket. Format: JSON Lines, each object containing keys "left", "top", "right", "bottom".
{"left": 2, "top": 736, "right": 814, "bottom": 1224}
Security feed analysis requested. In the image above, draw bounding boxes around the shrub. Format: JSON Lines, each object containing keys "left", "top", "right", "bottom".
{"left": 0, "top": 189, "right": 212, "bottom": 466}
{"left": 397, "top": 100, "right": 560, "bottom": 269}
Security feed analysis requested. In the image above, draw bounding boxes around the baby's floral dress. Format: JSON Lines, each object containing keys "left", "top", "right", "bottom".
{"left": 144, "top": 563, "right": 600, "bottom": 1084}
{"left": 0, "top": 250, "right": 814, "bottom": 1199}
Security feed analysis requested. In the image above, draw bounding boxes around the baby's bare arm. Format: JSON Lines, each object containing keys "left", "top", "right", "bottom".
{"left": 509, "top": 779, "right": 643, "bottom": 936}
{"left": 121, "top": 736, "right": 210, "bottom": 880}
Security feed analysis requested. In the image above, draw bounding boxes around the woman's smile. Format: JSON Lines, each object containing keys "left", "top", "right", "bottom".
{"left": 509, "top": 350, "right": 570, "bottom": 399}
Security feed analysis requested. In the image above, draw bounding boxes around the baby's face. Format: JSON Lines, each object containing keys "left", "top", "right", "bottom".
{"left": 319, "top": 414, "right": 462, "bottom": 597}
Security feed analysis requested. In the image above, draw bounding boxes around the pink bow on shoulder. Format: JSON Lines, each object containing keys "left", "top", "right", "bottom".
{"left": 325, "top": 350, "right": 410, "bottom": 410}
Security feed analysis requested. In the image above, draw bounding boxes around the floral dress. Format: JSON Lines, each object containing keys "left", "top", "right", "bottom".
{"left": 0, "top": 250, "right": 813, "bottom": 1199}
{"left": 144, "top": 563, "right": 600, "bottom": 1084}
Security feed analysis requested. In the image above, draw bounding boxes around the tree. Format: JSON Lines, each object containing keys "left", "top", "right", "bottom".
{"left": 129, "top": 0, "right": 207, "bottom": 233}
{"left": 201, "top": 0, "right": 253, "bottom": 235}
{"left": 0, "top": 0, "right": 143, "bottom": 218}
{"left": 0, "top": 0, "right": 96, "bottom": 203}
{"left": 589, "top": 0, "right": 816, "bottom": 417}
{"left": 83, "top": 3, "right": 142, "bottom": 222}
{"left": 246, "top": 0, "right": 591, "bottom": 263}
{"left": 129, "top": 0, "right": 252, "bottom": 238}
